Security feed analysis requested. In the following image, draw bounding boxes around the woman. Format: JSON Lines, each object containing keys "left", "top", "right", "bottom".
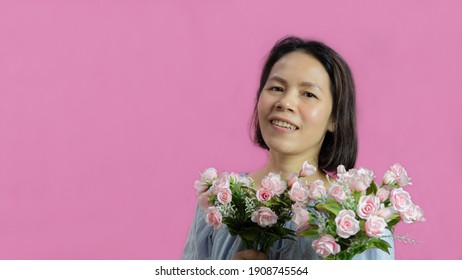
{"left": 182, "top": 36, "right": 394, "bottom": 260}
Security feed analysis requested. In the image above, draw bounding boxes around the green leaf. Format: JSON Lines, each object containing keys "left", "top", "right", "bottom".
{"left": 351, "top": 245, "right": 368, "bottom": 258}
{"left": 387, "top": 214, "right": 401, "bottom": 227}
{"left": 359, "top": 220, "right": 365, "bottom": 231}
{"left": 239, "top": 227, "right": 261, "bottom": 242}
{"left": 383, "top": 198, "right": 391, "bottom": 207}
{"left": 308, "top": 215, "right": 317, "bottom": 223}
{"left": 367, "top": 181, "right": 378, "bottom": 195}
{"left": 353, "top": 190, "right": 362, "bottom": 204}
{"left": 299, "top": 226, "right": 320, "bottom": 238}
{"left": 316, "top": 198, "right": 342, "bottom": 215}
{"left": 272, "top": 226, "right": 295, "bottom": 236}
{"left": 368, "top": 238, "right": 391, "bottom": 254}
{"left": 334, "top": 250, "right": 355, "bottom": 260}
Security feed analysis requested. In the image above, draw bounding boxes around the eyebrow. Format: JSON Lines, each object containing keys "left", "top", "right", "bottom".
{"left": 268, "top": 76, "right": 323, "bottom": 93}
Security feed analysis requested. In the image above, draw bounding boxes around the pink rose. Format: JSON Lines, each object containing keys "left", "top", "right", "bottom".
{"left": 212, "top": 173, "right": 230, "bottom": 192}
{"left": 382, "top": 172, "right": 394, "bottom": 186}
{"left": 390, "top": 188, "right": 413, "bottom": 213}
{"left": 251, "top": 207, "right": 278, "bottom": 227}
{"left": 376, "top": 188, "right": 390, "bottom": 202}
{"left": 328, "top": 184, "right": 346, "bottom": 203}
{"left": 194, "top": 180, "right": 209, "bottom": 196}
{"left": 308, "top": 180, "right": 327, "bottom": 201}
{"left": 335, "top": 210, "right": 360, "bottom": 238}
{"left": 216, "top": 188, "right": 232, "bottom": 204}
{"left": 200, "top": 168, "right": 218, "bottom": 183}
{"left": 300, "top": 161, "right": 316, "bottom": 177}
{"left": 337, "top": 168, "right": 353, "bottom": 185}
{"left": 291, "top": 203, "right": 310, "bottom": 231}
{"left": 414, "top": 205, "right": 425, "bottom": 222}
{"left": 400, "top": 204, "right": 426, "bottom": 224}
{"left": 289, "top": 181, "right": 309, "bottom": 204}
{"left": 348, "top": 167, "right": 374, "bottom": 192}
{"left": 205, "top": 206, "right": 222, "bottom": 229}
{"left": 356, "top": 195, "right": 380, "bottom": 219}
{"left": 198, "top": 190, "right": 213, "bottom": 209}
{"left": 239, "top": 176, "right": 254, "bottom": 188}
{"left": 365, "top": 216, "right": 387, "bottom": 237}
{"left": 256, "top": 188, "right": 274, "bottom": 203}
{"left": 287, "top": 172, "right": 299, "bottom": 187}
{"left": 376, "top": 207, "right": 396, "bottom": 220}
{"left": 383, "top": 163, "right": 412, "bottom": 187}
{"left": 312, "top": 234, "right": 341, "bottom": 258}
{"left": 261, "top": 172, "right": 287, "bottom": 195}
{"left": 337, "top": 165, "right": 347, "bottom": 175}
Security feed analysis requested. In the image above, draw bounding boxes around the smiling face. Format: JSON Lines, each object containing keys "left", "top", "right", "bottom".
{"left": 257, "top": 51, "right": 334, "bottom": 158}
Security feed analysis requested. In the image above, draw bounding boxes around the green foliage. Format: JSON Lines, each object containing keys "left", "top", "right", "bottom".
{"left": 383, "top": 198, "right": 391, "bottom": 207}
{"left": 299, "top": 226, "right": 320, "bottom": 238}
{"left": 368, "top": 238, "right": 391, "bottom": 254}
{"left": 315, "top": 198, "right": 342, "bottom": 216}
{"left": 387, "top": 214, "right": 401, "bottom": 227}
{"left": 353, "top": 190, "right": 362, "bottom": 204}
{"left": 214, "top": 178, "right": 297, "bottom": 252}
{"left": 366, "top": 181, "right": 378, "bottom": 195}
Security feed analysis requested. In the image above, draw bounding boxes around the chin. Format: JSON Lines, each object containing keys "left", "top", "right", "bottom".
{"left": 266, "top": 143, "right": 299, "bottom": 155}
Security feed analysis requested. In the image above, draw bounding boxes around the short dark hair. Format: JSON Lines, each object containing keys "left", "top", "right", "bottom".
{"left": 250, "top": 36, "right": 357, "bottom": 172}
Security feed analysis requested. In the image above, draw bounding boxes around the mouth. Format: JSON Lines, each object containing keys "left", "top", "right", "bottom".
{"left": 270, "top": 119, "right": 299, "bottom": 130}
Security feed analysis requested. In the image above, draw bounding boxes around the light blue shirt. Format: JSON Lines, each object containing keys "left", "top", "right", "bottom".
{"left": 182, "top": 204, "right": 395, "bottom": 260}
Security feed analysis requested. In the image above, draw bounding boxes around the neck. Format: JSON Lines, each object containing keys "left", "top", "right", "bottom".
{"left": 260, "top": 150, "right": 326, "bottom": 181}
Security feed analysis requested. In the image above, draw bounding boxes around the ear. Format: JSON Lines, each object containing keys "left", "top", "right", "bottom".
{"left": 327, "top": 119, "right": 335, "bottom": 132}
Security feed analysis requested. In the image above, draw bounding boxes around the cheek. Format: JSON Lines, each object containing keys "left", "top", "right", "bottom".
{"left": 257, "top": 95, "right": 273, "bottom": 123}
{"left": 301, "top": 105, "right": 332, "bottom": 127}
{"left": 257, "top": 94, "right": 271, "bottom": 113}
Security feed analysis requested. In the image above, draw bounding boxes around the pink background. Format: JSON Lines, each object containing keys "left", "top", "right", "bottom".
{"left": 1, "top": 0, "right": 461, "bottom": 259}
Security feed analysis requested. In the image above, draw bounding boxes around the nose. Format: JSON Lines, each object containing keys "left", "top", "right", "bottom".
{"left": 275, "top": 89, "right": 297, "bottom": 112}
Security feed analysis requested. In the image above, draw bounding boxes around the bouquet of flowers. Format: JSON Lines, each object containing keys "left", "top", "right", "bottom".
{"left": 194, "top": 162, "right": 425, "bottom": 259}
{"left": 297, "top": 163, "right": 425, "bottom": 259}
{"left": 194, "top": 168, "right": 299, "bottom": 252}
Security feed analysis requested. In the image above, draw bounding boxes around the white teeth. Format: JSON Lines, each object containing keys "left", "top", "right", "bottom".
{"left": 271, "top": 120, "right": 298, "bottom": 130}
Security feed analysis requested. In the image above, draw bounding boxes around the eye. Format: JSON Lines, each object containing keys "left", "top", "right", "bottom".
{"left": 269, "top": 86, "right": 284, "bottom": 92}
{"left": 303, "top": 91, "right": 317, "bottom": 99}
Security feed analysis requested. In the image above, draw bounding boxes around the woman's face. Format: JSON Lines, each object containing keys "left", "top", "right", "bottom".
{"left": 257, "top": 51, "right": 334, "bottom": 158}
